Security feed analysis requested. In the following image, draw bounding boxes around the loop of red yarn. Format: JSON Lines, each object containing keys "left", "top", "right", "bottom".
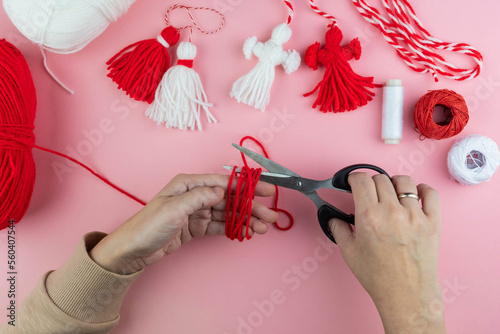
{"left": 107, "top": 26, "right": 181, "bottom": 104}
{"left": 225, "top": 166, "right": 262, "bottom": 241}
{"left": 225, "top": 136, "right": 294, "bottom": 241}
{"left": 1, "top": 39, "right": 145, "bottom": 229}
{"left": 413, "top": 89, "right": 469, "bottom": 140}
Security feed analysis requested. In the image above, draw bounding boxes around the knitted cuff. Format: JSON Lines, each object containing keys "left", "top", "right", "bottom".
{"left": 46, "top": 232, "right": 143, "bottom": 323}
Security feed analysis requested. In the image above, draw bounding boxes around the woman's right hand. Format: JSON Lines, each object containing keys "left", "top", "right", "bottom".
{"left": 329, "top": 173, "right": 446, "bottom": 334}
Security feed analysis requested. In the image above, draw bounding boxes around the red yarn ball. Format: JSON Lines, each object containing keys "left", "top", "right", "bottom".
{"left": 413, "top": 89, "right": 469, "bottom": 140}
{"left": 0, "top": 39, "right": 37, "bottom": 229}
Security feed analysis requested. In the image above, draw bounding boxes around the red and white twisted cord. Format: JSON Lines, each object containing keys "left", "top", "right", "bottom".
{"left": 164, "top": 4, "right": 225, "bottom": 37}
{"left": 351, "top": 0, "right": 483, "bottom": 81}
{"left": 284, "top": 0, "right": 294, "bottom": 24}
{"left": 308, "top": 0, "right": 337, "bottom": 24}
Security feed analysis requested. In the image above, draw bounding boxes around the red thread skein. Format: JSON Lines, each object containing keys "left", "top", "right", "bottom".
{"left": 0, "top": 40, "right": 37, "bottom": 228}
{"left": 413, "top": 89, "right": 469, "bottom": 140}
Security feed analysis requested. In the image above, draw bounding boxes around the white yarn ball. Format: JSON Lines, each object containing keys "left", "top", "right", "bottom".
{"left": 3, "top": 0, "right": 136, "bottom": 54}
{"left": 271, "top": 23, "right": 292, "bottom": 45}
{"left": 177, "top": 41, "right": 197, "bottom": 60}
{"left": 447, "top": 134, "right": 500, "bottom": 185}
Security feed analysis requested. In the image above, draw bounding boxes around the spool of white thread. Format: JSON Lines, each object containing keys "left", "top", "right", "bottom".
{"left": 447, "top": 134, "right": 500, "bottom": 186}
{"left": 382, "top": 79, "right": 404, "bottom": 144}
{"left": 3, "top": 0, "right": 136, "bottom": 54}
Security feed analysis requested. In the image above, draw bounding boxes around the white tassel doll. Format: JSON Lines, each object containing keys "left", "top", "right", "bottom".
{"left": 146, "top": 41, "right": 216, "bottom": 131}
{"left": 230, "top": 23, "right": 301, "bottom": 111}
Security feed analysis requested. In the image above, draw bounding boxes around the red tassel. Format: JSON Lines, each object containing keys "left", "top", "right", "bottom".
{"left": 304, "top": 25, "right": 376, "bottom": 113}
{"left": 107, "top": 26, "right": 180, "bottom": 104}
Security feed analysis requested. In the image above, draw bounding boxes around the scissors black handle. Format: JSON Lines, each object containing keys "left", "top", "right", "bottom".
{"left": 332, "top": 164, "right": 389, "bottom": 192}
{"left": 318, "top": 205, "right": 355, "bottom": 243}
{"left": 319, "top": 164, "right": 390, "bottom": 244}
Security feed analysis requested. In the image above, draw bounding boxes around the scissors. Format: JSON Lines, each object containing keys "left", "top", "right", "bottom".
{"left": 224, "top": 144, "right": 390, "bottom": 244}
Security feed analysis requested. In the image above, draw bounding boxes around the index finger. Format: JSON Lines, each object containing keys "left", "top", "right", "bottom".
{"left": 348, "top": 172, "right": 378, "bottom": 209}
{"left": 158, "top": 174, "right": 276, "bottom": 197}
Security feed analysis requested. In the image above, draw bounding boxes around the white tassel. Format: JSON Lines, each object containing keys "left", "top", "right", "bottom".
{"left": 230, "top": 23, "right": 301, "bottom": 111}
{"left": 146, "top": 42, "right": 216, "bottom": 131}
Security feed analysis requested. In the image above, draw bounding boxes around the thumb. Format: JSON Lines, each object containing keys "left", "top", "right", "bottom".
{"left": 174, "top": 186, "right": 224, "bottom": 216}
{"left": 328, "top": 218, "right": 354, "bottom": 248}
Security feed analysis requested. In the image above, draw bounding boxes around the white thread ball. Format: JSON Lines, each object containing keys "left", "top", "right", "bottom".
{"left": 177, "top": 42, "right": 197, "bottom": 60}
{"left": 447, "top": 134, "right": 500, "bottom": 185}
{"left": 271, "top": 23, "right": 292, "bottom": 45}
{"left": 3, "top": 0, "right": 136, "bottom": 54}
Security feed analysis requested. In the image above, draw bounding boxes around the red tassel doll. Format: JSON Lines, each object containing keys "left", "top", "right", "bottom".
{"left": 304, "top": 25, "right": 376, "bottom": 113}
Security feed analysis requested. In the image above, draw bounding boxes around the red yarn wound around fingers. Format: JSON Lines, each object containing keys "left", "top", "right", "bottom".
{"left": 413, "top": 89, "right": 469, "bottom": 140}
{"left": 1, "top": 39, "right": 145, "bottom": 229}
{"left": 225, "top": 166, "right": 262, "bottom": 241}
{"left": 225, "top": 136, "right": 294, "bottom": 241}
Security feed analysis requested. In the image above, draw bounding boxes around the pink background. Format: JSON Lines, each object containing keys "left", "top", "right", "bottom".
{"left": 1, "top": 0, "right": 499, "bottom": 333}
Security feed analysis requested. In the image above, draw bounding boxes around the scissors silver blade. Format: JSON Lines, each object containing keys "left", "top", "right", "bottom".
{"left": 231, "top": 144, "right": 300, "bottom": 177}
{"left": 227, "top": 145, "right": 335, "bottom": 211}
{"left": 223, "top": 166, "right": 347, "bottom": 195}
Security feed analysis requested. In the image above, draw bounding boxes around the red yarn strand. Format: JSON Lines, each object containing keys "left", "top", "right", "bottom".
{"left": 33, "top": 145, "right": 146, "bottom": 206}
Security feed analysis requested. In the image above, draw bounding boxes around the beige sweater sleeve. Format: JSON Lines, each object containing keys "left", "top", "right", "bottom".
{"left": 0, "top": 232, "right": 143, "bottom": 334}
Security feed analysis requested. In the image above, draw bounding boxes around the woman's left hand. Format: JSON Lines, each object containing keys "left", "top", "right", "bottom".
{"left": 90, "top": 174, "right": 278, "bottom": 275}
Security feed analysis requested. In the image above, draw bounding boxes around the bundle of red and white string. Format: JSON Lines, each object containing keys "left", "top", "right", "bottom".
{"left": 350, "top": 0, "right": 483, "bottom": 81}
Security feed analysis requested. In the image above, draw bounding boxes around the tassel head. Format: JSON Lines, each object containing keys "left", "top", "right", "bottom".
{"left": 159, "top": 26, "right": 180, "bottom": 47}
{"left": 325, "top": 25, "right": 343, "bottom": 46}
{"left": 271, "top": 23, "right": 292, "bottom": 45}
{"left": 177, "top": 41, "right": 197, "bottom": 60}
